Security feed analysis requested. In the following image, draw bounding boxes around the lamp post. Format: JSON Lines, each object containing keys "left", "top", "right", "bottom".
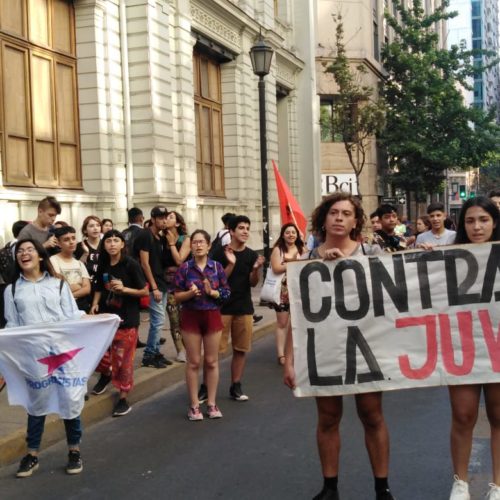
{"left": 250, "top": 35, "right": 274, "bottom": 267}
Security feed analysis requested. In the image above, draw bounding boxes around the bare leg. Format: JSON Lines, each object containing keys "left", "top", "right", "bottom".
{"left": 484, "top": 383, "right": 500, "bottom": 484}
{"left": 275, "top": 311, "right": 289, "bottom": 363}
{"left": 355, "top": 392, "right": 390, "bottom": 477}
{"left": 182, "top": 332, "right": 202, "bottom": 407}
{"left": 316, "top": 396, "right": 343, "bottom": 477}
{"left": 203, "top": 331, "right": 222, "bottom": 406}
{"left": 448, "top": 384, "right": 481, "bottom": 480}
{"left": 231, "top": 350, "right": 246, "bottom": 383}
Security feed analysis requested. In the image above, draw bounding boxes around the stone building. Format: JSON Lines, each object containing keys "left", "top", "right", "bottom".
{"left": 0, "top": 0, "right": 319, "bottom": 247}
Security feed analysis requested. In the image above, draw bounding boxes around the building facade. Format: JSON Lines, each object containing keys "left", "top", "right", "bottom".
{"left": 0, "top": 0, "right": 320, "bottom": 247}
{"left": 316, "top": 0, "right": 448, "bottom": 218}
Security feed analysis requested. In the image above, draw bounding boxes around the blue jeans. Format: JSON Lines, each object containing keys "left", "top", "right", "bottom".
{"left": 144, "top": 291, "right": 168, "bottom": 357}
{"left": 27, "top": 414, "right": 82, "bottom": 451}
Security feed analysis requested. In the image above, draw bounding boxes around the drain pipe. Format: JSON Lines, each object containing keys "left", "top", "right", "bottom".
{"left": 119, "top": 0, "right": 134, "bottom": 209}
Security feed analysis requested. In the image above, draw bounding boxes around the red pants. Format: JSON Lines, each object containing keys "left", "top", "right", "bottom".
{"left": 97, "top": 327, "right": 138, "bottom": 393}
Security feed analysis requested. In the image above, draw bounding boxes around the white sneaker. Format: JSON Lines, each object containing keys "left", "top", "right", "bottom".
{"left": 486, "top": 483, "right": 500, "bottom": 500}
{"left": 450, "top": 475, "right": 470, "bottom": 500}
{"left": 175, "top": 350, "right": 186, "bottom": 363}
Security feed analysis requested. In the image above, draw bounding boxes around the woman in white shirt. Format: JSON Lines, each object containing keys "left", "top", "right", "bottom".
{"left": 4, "top": 238, "right": 84, "bottom": 478}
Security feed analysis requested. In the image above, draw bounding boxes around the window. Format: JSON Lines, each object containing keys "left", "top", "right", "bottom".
{"left": 193, "top": 50, "right": 224, "bottom": 197}
{"left": 373, "top": 0, "right": 380, "bottom": 61}
{"left": 0, "top": 0, "right": 80, "bottom": 188}
{"left": 320, "top": 97, "right": 354, "bottom": 143}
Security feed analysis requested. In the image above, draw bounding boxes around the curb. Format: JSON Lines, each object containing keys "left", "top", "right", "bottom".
{"left": 0, "top": 320, "right": 276, "bottom": 467}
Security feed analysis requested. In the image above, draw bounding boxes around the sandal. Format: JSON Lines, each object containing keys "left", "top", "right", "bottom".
{"left": 277, "top": 356, "right": 286, "bottom": 366}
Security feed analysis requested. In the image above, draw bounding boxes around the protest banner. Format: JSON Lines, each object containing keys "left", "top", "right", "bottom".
{"left": 0, "top": 314, "right": 120, "bottom": 418}
{"left": 287, "top": 242, "right": 500, "bottom": 397}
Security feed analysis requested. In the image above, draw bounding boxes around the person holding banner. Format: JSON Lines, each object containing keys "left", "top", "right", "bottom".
{"left": 4, "top": 239, "right": 85, "bottom": 477}
{"left": 174, "top": 230, "right": 230, "bottom": 420}
{"left": 448, "top": 196, "right": 500, "bottom": 500}
{"left": 269, "top": 223, "right": 306, "bottom": 365}
{"left": 90, "top": 230, "right": 148, "bottom": 417}
{"left": 284, "top": 193, "right": 395, "bottom": 500}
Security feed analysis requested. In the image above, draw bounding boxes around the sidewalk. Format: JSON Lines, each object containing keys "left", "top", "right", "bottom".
{"left": 0, "top": 289, "right": 277, "bottom": 467}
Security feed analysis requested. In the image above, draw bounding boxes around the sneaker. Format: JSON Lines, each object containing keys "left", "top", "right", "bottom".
{"left": 113, "top": 398, "right": 131, "bottom": 417}
{"left": 136, "top": 339, "right": 146, "bottom": 348}
{"left": 487, "top": 483, "right": 500, "bottom": 500}
{"left": 253, "top": 314, "right": 263, "bottom": 324}
{"left": 229, "top": 382, "right": 249, "bottom": 401}
{"left": 376, "top": 489, "right": 395, "bottom": 500}
{"left": 312, "top": 486, "right": 339, "bottom": 500}
{"left": 142, "top": 355, "right": 167, "bottom": 369}
{"left": 155, "top": 352, "right": 173, "bottom": 366}
{"left": 16, "top": 454, "right": 39, "bottom": 478}
{"left": 91, "top": 374, "right": 111, "bottom": 395}
{"left": 198, "top": 384, "right": 208, "bottom": 404}
{"left": 66, "top": 450, "right": 83, "bottom": 475}
{"left": 207, "top": 404, "right": 223, "bottom": 419}
{"left": 450, "top": 475, "right": 470, "bottom": 500}
{"left": 187, "top": 406, "right": 203, "bottom": 421}
{"left": 175, "top": 350, "right": 187, "bottom": 363}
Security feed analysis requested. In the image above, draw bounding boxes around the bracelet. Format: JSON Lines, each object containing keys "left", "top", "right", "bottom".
{"left": 152, "top": 287, "right": 158, "bottom": 291}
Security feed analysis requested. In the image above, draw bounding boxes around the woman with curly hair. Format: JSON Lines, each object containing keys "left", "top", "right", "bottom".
{"left": 284, "top": 192, "right": 394, "bottom": 500}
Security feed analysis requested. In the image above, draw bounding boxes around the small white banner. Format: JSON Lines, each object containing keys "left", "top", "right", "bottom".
{"left": 0, "top": 314, "right": 120, "bottom": 418}
{"left": 288, "top": 243, "right": 500, "bottom": 397}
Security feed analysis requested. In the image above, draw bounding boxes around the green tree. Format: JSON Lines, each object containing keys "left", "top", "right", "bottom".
{"left": 324, "top": 14, "right": 386, "bottom": 198}
{"left": 381, "top": 0, "right": 500, "bottom": 200}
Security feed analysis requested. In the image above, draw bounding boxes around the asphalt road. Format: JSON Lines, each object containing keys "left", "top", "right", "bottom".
{"left": 0, "top": 334, "right": 493, "bottom": 500}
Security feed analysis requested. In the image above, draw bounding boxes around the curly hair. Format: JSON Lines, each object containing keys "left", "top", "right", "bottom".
{"left": 310, "top": 192, "right": 365, "bottom": 242}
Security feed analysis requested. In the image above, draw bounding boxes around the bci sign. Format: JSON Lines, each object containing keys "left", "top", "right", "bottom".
{"left": 321, "top": 174, "right": 359, "bottom": 196}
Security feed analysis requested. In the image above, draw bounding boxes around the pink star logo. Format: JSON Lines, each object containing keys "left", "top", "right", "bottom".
{"left": 37, "top": 348, "right": 84, "bottom": 376}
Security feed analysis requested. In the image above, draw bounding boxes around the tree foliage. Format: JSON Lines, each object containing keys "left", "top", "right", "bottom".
{"left": 324, "top": 14, "right": 386, "bottom": 198}
{"left": 380, "top": 0, "right": 500, "bottom": 196}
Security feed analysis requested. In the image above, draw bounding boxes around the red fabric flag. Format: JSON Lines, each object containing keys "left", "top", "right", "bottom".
{"left": 272, "top": 160, "right": 308, "bottom": 237}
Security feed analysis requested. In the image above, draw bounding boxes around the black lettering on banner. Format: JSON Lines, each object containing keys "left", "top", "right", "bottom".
{"left": 444, "top": 249, "right": 481, "bottom": 306}
{"left": 300, "top": 262, "right": 332, "bottom": 322}
{"left": 344, "top": 326, "right": 385, "bottom": 384}
{"left": 480, "top": 244, "right": 500, "bottom": 302}
{"left": 370, "top": 254, "right": 409, "bottom": 316}
{"left": 333, "top": 260, "right": 370, "bottom": 320}
{"left": 307, "top": 328, "right": 343, "bottom": 386}
{"left": 404, "top": 251, "right": 444, "bottom": 309}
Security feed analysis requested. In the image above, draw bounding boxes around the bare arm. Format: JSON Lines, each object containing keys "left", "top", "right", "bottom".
{"left": 169, "top": 237, "right": 191, "bottom": 265}
{"left": 250, "top": 255, "right": 265, "bottom": 287}
{"left": 140, "top": 250, "right": 162, "bottom": 302}
{"left": 270, "top": 247, "right": 286, "bottom": 274}
{"left": 72, "top": 278, "right": 91, "bottom": 298}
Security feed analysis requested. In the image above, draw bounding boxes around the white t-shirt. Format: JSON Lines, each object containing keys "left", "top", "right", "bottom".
{"left": 415, "top": 229, "right": 456, "bottom": 247}
{"left": 50, "top": 254, "right": 90, "bottom": 286}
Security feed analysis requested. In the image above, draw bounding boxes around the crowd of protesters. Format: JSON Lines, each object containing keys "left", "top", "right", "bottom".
{"left": 0, "top": 190, "right": 499, "bottom": 500}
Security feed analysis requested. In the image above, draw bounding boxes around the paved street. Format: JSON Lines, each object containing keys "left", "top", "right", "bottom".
{"left": 0, "top": 333, "right": 493, "bottom": 500}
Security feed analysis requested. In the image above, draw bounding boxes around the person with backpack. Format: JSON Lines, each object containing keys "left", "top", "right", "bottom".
{"left": 89, "top": 230, "right": 148, "bottom": 417}
{"left": 3, "top": 238, "right": 85, "bottom": 477}
{"left": 208, "top": 212, "right": 235, "bottom": 259}
{"left": 122, "top": 207, "right": 144, "bottom": 256}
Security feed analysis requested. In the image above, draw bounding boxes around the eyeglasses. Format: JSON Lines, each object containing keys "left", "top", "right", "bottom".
{"left": 16, "top": 247, "right": 37, "bottom": 255}
{"left": 192, "top": 240, "right": 207, "bottom": 246}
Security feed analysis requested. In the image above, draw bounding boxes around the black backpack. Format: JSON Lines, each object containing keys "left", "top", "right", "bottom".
{"left": 0, "top": 243, "right": 15, "bottom": 284}
{"left": 209, "top": 230, "right": 229, "bottom": 260}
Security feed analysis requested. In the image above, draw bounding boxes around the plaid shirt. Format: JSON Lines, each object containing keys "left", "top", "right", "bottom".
{"left": 174, "top": 258, "right": 230, "bottom": 311}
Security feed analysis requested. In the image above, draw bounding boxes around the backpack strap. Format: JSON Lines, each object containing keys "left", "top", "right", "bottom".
{"left": 12, "top": 277, "right": 64, "bottom": 298}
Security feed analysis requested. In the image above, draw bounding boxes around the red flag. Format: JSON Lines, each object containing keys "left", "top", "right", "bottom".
{"left": 272, "top": 160, "right": 307, "bottom": 237}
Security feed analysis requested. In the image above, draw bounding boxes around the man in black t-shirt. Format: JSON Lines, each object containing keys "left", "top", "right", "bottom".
{"left": 133, "top": 206, "right": 172, "bottom": 368}
{"left": 209, "top": 215, "right": 264, "bottom": 401}
{"left": 373, "top": 204, "right": 407, "bottom": 253}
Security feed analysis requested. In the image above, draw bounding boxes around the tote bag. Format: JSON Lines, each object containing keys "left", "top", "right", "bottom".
{"left": 260, "top": 268, "right": 285, "bottom": 304}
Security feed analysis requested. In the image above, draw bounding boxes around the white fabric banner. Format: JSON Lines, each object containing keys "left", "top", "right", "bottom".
{"left": 288, "top": 242, "right": 500, "bottom": 397}
{"left": 0, "top": 314, "right": 120, "bottom": 418}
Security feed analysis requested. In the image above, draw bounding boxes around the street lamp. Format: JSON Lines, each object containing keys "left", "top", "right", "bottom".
{"left": 250, "top": 35, "right": 274, "bottom": 267}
